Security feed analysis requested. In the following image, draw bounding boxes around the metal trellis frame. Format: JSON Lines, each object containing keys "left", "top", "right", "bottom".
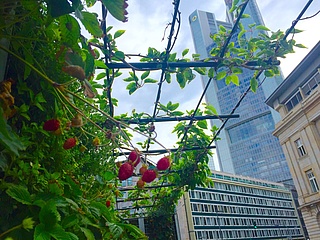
{"left": 98, "top": 0, "right": 315, "bottom": 215}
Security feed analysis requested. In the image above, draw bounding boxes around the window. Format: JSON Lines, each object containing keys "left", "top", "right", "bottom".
{"left": 306, "top": 170, "right": 319, "bottom": 193}
{"left": 285, "top": 91, "right": 302, "bottom": 111}
{"left": 295, "top": 138, "right": 307, "bottom": 157}
{"left": 302, "top": 71, "right": 320, "bottom": 96}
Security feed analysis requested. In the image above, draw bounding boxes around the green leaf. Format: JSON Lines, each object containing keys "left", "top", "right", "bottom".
{"left": 264, "top": 70, "right": 274, "bottom": 77}
{"left": 67, "top": 232, "right": 79, "bottom": 240}
{"left": 34, "top": 92, "right": 47, "bottom": 111}
{"left": 288, "top": 28, "right": 304, "bottom": 34}
{"left": 194, "top": 67, "right": 206, "bottom": 75}
{"left": 114, "top": 51, "right": 125, "bottom": 60}
{"left": 34, "top": 223, "right": 51, "bottom": 240}
{"left": 147, "top": 47, "right": 154, "bottom": 57}
{"left": 103, "top": 171, "right": 115, "bottom": 181}
{"left": 226, "top": 75, "right": 239, "bottom": 86}
{"left": 80, "top": 11, "right": 103, "bottom": 37}
{"left": 123, "top": 76, "right": 135, "bottom": 82}
{"left": 39, "top": 201, "right": 61, "bottom": 228}
{"left": 102, "top": 0, "right": 128, "bottom": 22}
{"left": 94, "top": 60, "right": 108, "bottom": 69}
{"left": 255, "top": 25, "right": 270, "bottom": 31}
{"left": 80, "top": 227, "right": 95, "bottom": 240}
{"left": 108, "top": 222, "right": 123, "bottom": 238}
{"left": 141, "top": 71, "right": 150, "bottom": 80}
{"left": 167, "top": 102, "right": 179, "bottom": 111}
{"left": 238, "top": 29, "right": 246, "bottom": 41}
{"left": 61, "top": 215, "right": 79, "bottom": 229}
{"left": 84, "top": 49, "right": 95, "bottom": 78}
{"left": 219, "top": 25, "right": 226, "bottom": 32}
{"left": 229, "top": 0, "right": 239, "bottom": 12}
{"left": 59, "top": 15, "right": 81, "bottom": 48}
{"left": 165, "top": 72, "right": 171, "bottom": 83}
{"left": 250, "top": 78, "right": 258, "bottom": 92}
{"left": 182, "top": 49, "right": 189, "bottom": 57}
{"left": 294, "top": 43, "right": 307, "bottom": 49}
{"left": 197, "top": 120, "right": 208, "bottom": 129}
{"left": 49, "top": 224, "right": 73, "bottom": 240}
{"left": 114, "top": 30, "right": 125, "bottom": 39}
{"left": 168, "top": 52, "right": 177, "bottom": 61}
{"left": 126, "top": 82, "right": 138, "bottom": 95}
{"left": 117, "top": 223, "right": 147, "bottom": 239}
{"left": 144, "top": 78, "right": 157, "bottom": 84}
{"left": 96, "top": 72, "right": 106, "bottom": 80}
{"left": 47, "top": 0, "right": 74, "bottom": 18}
{"left": 241, "top": 14, "right": 250, "bottom": 18}
{"left": 90, "top": 202, "right": 112, "bottom": 222}
{"left": 176, "top": 72, "right": 186, "bottom": 89}
{"left": 231, "top": 67, "right": 243, "bottom": 74}
{"left": 6, "top": 185, "right": 32, "bottom": 205}
{"left": 91, "top": 83, "right": 103, "bottom": 89}
{"left": 205, "top": 105, "right": 218, "bottom": 115}
{"left": 35, "top": 92, "right": 47, "bottom": 103}
{"left": 183, "top": 68, "right": 195, "bottom": 81}
{"left": 208, "top": 68, "right": 215, "bottom": 78}
{"left": 216, "top": 70, "right": 226, "bottom": 80}
{"left": 192, "top": 53, "right": 200, "bottom": 60}
{"left": 171, "top": 111, "right": 184, "bottom": 116}
{"left": 49, "top": 183, "right": 64, "bottom": 195}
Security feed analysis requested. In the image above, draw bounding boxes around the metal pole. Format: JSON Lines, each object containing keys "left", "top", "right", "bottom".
{"left": 123, "top": 114, "right": 240, "bottom": 124}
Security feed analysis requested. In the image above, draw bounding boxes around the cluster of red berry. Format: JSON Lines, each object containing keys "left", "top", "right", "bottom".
{"left": 117, "top": 151, "right": 171, "bottom": 189}
{"left": 43, "top": 119, "right": 77, "bottom": 150}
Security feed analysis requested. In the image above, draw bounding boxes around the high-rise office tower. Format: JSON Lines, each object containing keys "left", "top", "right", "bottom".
{"left": 189, "top": 0, "right": 292, "bottom": 184}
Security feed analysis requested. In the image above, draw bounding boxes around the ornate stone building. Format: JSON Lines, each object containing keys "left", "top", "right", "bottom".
{"left": 266, "top": 41, "right": 320, "bottom": 239}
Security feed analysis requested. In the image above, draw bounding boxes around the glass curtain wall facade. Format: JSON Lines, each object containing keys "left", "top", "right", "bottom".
{"left": 189, "top": 1, "right": 292, "bottom": 184}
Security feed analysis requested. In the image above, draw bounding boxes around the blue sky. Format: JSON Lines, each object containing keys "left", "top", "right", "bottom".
{"left": 90, "top": 0, "right": 320, "bottom": 166}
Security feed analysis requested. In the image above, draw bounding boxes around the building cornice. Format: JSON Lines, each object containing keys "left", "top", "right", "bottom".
{"left": 273, "top": 89, "right": 320, "bottom": 141}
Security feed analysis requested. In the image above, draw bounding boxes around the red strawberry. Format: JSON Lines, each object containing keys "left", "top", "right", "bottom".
{"left": 157, "top": 156, "right": 171, "bottom": 171}
{"left": 43, "top": 119, "right": 60, "bottom": 131}
{"left": 141, "top": 169, "right": 157, "bottom": 183}
{"left": 139, "top": 165, "right": 148, "bottom": 175}
{"left": 63, "top": 137, "right": 77, "bottom": 150}
{"left": 128, "top": 150, "right": 141, "bottom": 167}
{"left": 136, "top": 179, "right": 145, "bottom": 189}
{"left": 118, "top": 162, "right": 134, "bottom": 181}
{"left": 106, "top": 200, "right": 111, "bottom": 207}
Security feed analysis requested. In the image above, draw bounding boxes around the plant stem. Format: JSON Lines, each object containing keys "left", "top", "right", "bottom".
{"left": 0, "top": 45, "right": 55, "bottom": 85}
{"left": 0, "top": 224, "right": 22, "bottom": 238}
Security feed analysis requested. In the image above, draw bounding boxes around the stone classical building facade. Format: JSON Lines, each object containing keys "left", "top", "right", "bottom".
{"left": 266, "top": 41, "right": 320, "bottom": 239}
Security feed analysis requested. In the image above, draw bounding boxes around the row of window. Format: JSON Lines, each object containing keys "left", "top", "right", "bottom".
{"left": 189, "top": 190, "right": 293, "bottom": 208}
{"left": 192, "top": 215, "right": 299, "bottom": 227}
{"left": 206, "top": 181, "right": 291, "bottom": 199}
{"left": 190, "top": 202, "right": 296, "bottom": 217}
{"left": 195, "top": 228, "right": 302, "bottom": 240}
{"left": 285, "top": 70, "right": 320, "bottom": 112}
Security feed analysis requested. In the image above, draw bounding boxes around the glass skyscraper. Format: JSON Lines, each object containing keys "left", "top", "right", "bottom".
{"left": 189, "top": 0, "right": 292, "bottom": 184}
